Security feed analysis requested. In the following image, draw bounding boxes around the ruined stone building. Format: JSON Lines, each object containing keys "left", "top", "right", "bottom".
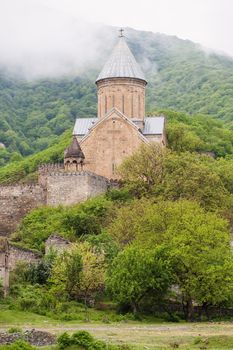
{"left": 0, "top": 237, "right": 40, "bottom": 296}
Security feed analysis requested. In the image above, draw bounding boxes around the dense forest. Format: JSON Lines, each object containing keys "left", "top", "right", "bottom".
{"left": 0, "top": 26, "right": 233, "bottom": 166}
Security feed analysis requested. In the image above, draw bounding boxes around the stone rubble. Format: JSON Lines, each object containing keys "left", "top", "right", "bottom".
{"left": 0, "top": 329, "right": 56, "bottom": 346}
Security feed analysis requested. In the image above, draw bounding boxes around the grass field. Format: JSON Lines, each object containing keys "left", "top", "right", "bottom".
{"left": 1, "top": 309, "right": 233, "bottom": 349}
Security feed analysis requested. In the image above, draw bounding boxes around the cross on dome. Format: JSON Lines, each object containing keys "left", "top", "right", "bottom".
{"left": 119, "top": 28, "right": 124, "bottom": 37}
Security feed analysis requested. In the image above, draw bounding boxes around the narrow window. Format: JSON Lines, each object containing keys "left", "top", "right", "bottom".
{"left": 131, "top": 94, "right": 133, "bottom": 118}
{"left": 105, "top": 95, "right": 107, "bottom": 114}
{"left": 138, "top": 94, "right": 141, "bottom": 117}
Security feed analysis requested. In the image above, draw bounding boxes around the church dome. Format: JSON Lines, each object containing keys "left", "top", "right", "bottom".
{"left": 96, "top": 32, "right": 147, "bottom": 84}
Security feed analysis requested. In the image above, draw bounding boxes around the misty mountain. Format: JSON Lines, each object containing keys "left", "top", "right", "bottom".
{"left": 0, "top": 26, "right": 233, "bottom": 165}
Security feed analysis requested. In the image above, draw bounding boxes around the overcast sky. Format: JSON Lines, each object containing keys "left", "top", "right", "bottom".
{"left": 39, "top": 0, "right": 233, "bottom": 55}
{"left": 0, "top": 0, "right": 232, "bottom": 78}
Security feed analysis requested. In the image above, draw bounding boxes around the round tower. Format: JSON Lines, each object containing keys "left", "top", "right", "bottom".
{"left": 96, "top": 30, "right": 147, "bottom": 121}
{"left": 64, "top": 136, "right": 85, "bottom": 171}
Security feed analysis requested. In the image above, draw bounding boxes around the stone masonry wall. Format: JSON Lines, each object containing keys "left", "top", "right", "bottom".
{"left": 0, "top": 185, "right": 46, "bottom": 236}
{"left": 0, "top": 167, "right": 109, "bottom": 236}
{"left": 45, "top": 234, "right": 71, "bottom": 254}
{"left": 45, "top": 171, "right": 109, "bottom": 206}
{"left": 8, "top": 245, "right": 41, "bottom": 270}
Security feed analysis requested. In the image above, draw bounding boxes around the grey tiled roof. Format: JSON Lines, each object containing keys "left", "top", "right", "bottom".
{"left": 143, "top": 116, "right": 165, "bottom": 135}
{"left": 73, "top": 116, "right": 164, "bottom": 137}
{"left": 73, "top": 118, "right": 98, "bottom": 136}
{"left": 96, "top": 36, "right": 146, "bottom": 83}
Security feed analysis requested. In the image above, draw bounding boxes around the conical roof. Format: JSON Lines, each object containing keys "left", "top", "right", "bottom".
{"left": 96, "top": 35, "right": 147, "bottom": 83}
{"left": 64, "top": 137, "right": 85, "bottom": 159}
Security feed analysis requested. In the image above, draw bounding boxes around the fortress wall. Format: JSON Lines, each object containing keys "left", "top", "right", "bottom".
{"left": 46, "top": 171, "right": 109, "bottom": 206}
{"left": 0, "top": 185, "right": 46, "bottom": 236}
{"left": 0, "top": 169, "right": 109, "bottom": 236}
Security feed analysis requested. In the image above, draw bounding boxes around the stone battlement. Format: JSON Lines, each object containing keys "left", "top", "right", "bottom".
{"left": 38, "top": 163, "right": 64, "bottom": 173}
{"left": 0, "top": 184, "right": 42, "bottom": 193}
{"left": 44, "top": 170, "right": 109, "bottom": 180}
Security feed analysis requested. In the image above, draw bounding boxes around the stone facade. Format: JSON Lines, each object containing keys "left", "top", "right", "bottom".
{"left": 80, "top": 109, "right": 148, "bottom": 179}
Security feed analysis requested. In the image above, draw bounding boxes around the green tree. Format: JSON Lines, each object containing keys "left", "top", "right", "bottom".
{"left": 50, "top": 243, "right": 105, "bottom": 305}
{"left": 50, "top": 247, "right": 83, "bottom": 300}
{"left": 107, "top": 199, "right": 233, "bottom": 320}
{"left": 107, "top": 244, "right": 173, "bottom": 313}
{"left": 119, "top": 144, "right": 229, "bottom": 211}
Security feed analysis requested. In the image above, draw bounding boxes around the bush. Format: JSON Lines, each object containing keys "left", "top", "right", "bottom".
{"left": 71, "top": 331, "right": 94, "bottom": 348}
{"left": 58, "top": 331, "right": 94, "bottom": 349}
{"left": 57, "top": 332, "right": 71, "bottom": 350}
{"left": 57, "top": 331, "right": 130, "bottom": 350}
{"left": 8, "top": 327, "right": 23, "bottom": 334}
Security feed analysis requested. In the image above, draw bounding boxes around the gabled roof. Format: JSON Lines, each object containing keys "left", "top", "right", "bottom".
{"left": 64, "top": 136, "right": 85, "bottom": 159}
{"left": 73, "top": 115, "right": 165, "bottom": 138}
{"left": 77, "top": 108, "right": 149, "bottom": 145}
{"left": 96, "top": 36, "right": 147, "bottom": 83}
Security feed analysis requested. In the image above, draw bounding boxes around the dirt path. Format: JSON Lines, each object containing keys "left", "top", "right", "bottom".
{"left": 1, "top": 322, "right": 233, "bottom": 336}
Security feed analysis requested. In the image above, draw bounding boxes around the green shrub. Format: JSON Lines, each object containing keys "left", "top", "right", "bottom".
{"left": 8, "top": 327, "right": 23, "bottom": 334}
{"left": 71, "top": 331, "right": 94, "bottom": 348}
{"left": 57, "top": 331, "right": 130, "bottom": 350}
{"left": 57, "top": 332, "right": 71, "bottom": 350}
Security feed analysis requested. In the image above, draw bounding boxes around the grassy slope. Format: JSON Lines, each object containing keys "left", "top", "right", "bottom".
{"left": 0, "top": 130, "right": 70, "bottom": 184}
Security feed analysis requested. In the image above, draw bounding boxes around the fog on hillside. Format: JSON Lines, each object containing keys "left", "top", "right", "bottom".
{"left": 0, "top": 1, "right": 118, "bottom": 79}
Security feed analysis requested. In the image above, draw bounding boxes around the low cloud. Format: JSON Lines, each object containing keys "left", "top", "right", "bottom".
{"left": 0, "top": 0, "right": 116, "bottom": 79}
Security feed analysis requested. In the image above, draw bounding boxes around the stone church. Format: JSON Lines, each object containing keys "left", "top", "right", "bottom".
{"left": 69, "top": 31, "right": 166, "bottom": 179}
